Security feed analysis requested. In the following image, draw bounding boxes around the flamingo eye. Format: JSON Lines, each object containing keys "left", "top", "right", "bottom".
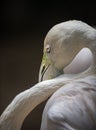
{"left": 46, "top": 45, "right": 51, "bottom": 54}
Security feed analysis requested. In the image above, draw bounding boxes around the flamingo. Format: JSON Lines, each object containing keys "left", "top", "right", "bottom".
{"left": 0, "top": 20, "right": 96, "bottom": 130}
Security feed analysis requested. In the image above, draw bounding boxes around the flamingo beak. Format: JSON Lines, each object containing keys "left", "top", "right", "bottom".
{"left": 39, "top": 54, "right": 63, "bottom": 82}
{"left": 39, "top": 54, "right": 50, "bottom": 82}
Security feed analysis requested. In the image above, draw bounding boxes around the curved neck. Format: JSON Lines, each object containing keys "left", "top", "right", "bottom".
{"left": 0, "top": 76, "right": 73, "bottom": 130}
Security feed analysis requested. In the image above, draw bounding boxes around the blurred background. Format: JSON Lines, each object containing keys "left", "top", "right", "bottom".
{"left": 0, "top": 1, "right": 96, "bottom": 130}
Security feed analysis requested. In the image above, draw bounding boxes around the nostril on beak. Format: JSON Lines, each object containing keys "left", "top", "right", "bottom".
{"left": 39, "top": 64, "right": 50, "bottom": 82}
{"left": 41, "top": 65, "right": 46, "bottom": 75}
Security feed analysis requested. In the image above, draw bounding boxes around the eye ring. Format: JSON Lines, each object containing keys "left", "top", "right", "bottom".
{"left": 46, "top": 45, "right": 51, "bottom": 53}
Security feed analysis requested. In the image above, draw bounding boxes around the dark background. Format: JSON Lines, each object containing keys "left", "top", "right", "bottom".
{"left": 0, "top": 1, "right": 96, "bottom": 130}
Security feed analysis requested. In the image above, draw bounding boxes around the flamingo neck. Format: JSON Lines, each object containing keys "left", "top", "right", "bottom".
{"left": 0, "top": 76, "right": 72, "bottom": 130}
